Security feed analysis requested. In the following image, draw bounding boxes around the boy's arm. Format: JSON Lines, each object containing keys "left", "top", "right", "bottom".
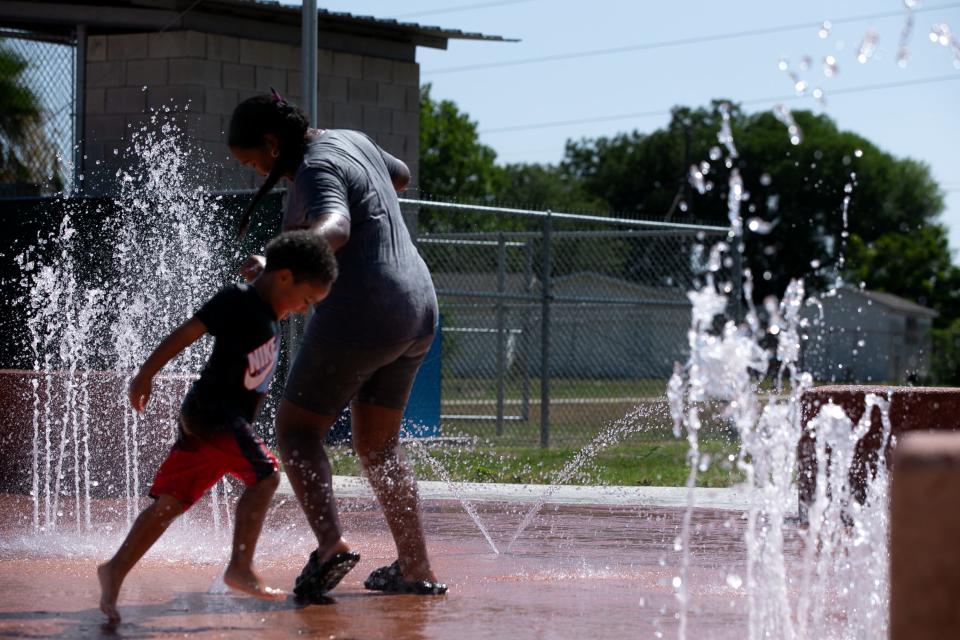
{"left": 129, "top": 317, "right": 207, "bottom": 412}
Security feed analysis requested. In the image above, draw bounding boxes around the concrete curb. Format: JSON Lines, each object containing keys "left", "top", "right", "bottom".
{"left": 278, "top": 475, "right": 763, "bottom": 511}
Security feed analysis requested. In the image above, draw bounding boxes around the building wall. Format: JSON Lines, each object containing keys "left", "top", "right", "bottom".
{"left": 800, "top": 290, "right": 934, "bottom": 383}
{"left": 82, "top": 30, "right": 420, "bottom": 199}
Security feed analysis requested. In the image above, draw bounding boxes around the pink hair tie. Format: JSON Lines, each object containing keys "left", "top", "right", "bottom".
{"left": 270, "top": 87, "right": 286, "bottom": 104}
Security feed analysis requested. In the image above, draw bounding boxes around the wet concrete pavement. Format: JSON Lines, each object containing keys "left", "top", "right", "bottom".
{"left": 0, "top": 491, "right": 782, "bottom": 639}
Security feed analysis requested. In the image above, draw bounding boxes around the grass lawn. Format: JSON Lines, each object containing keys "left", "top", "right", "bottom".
{"left": 323, "top": 377, "right": 749, "bottom": 489}
{"left": 328, "top": 436, "right": 743, "bottom": 488}
{"left": 442, "top": 376, "right": 667, "bottom": 401}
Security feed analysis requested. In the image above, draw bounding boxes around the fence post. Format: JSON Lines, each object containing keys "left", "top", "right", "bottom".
{"left": 495, "top": 231, "right": 506, "bottom": 436}
{"left": 540, "top": 211, "right": 553, "bottom": 448}
{"left": 520, "top": 239, "right": 533, "bottom": 422}
{"left": 73, "top": 24, "right": 86, "bottom": 194}
{"left": 731, "top": 238, "right": 744, "bottom": 323}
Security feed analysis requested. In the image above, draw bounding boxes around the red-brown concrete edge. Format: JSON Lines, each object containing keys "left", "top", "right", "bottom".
{"left": 890, "top": 431, "right": 960, "bottom": 639}
{"left": 797, "top": 385, "right": 960, "bottom": 522}
{"left": 0, "top": 369, "right": 194, "bottom": 495}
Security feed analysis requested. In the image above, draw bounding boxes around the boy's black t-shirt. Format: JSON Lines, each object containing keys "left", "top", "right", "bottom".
{"left": 188, "top": 283, "right": 280, "bottom": 425}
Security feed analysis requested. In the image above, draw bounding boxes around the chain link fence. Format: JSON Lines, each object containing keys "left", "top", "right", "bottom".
{"left": 403, "top": 198, "right": 733, "bottom": 447}
{"left": 0, "top": 30, "right": 75, "bottom": 196}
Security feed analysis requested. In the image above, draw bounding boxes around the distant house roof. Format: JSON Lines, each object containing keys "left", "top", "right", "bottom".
{"left": 0, "top": 0, "right": 515, "bottom": 50}
{"left": 552, "top": 271, "right": 689, "bottom": 303}
{"left": 816, "top": 286, "right": 939, "bottom": 319}
{"left": 432, "top": 271, "right": 536, "bottom": 296}
{"left": 843, "top": 287, "right": 939, "bottom": 318}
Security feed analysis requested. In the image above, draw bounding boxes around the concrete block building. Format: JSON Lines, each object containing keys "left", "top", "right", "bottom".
{"left": 800, "top": 286, "right": 937, "bottom": 383}
{"left": 0, "top": 0, "right": 508, "bottom": 194}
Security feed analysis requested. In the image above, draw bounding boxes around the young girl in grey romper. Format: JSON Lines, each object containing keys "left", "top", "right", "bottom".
{"left": 228, "top": 94, "right": 445, "bottom": 598}
{"left": 282, "top": 129, "right": 437, "bottom": 416}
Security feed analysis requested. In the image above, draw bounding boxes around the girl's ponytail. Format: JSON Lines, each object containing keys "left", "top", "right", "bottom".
{"left": 235, "top": 162, "right": 284, "bottom": 241}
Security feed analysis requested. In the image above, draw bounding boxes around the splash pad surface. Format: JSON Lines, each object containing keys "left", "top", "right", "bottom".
{"left": 0, "top": 488, "right": 778, "bottom": 639}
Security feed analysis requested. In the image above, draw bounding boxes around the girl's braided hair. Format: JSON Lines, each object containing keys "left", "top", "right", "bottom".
{"left": 228, "top": 90, "right": 309, "bottom": 240}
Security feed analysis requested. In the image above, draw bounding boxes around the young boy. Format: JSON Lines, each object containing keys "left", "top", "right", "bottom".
{"left": 98, "top": 230, "right": 338, "bottom": 624}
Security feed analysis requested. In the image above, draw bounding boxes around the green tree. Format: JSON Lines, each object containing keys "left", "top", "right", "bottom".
{"left": 418, "top": 85, "right": 592, "bottom": 237}
{"left": 416, "top": 92, "right": 954, "bottom": 337}
{"left": 0, "top": 41, "right": 54, "bottom": 192}
{"left": 418, "top": 83, "right": 500, "bottom": 201}
{"left": 496, "top": 162, "right": 603, "bottom": 213}
{"left": 932, "top": 319, "right": 960, "bottom": 384}
{"left": 845, "top": 225, "right": 960, "bottom": 323}
{"left": 847, "top": 225, "right": 960, "bottom": 382}
{"left": 563, "top": 102, "right": 948, "bottom": 303}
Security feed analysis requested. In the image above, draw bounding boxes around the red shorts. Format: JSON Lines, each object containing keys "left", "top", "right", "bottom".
{"left": 149, "top": 416, "right": 278, "bottom": 509}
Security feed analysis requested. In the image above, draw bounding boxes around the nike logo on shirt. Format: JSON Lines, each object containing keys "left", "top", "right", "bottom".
{"left": 244, "top": 336, "right": 279, "bottom": 391}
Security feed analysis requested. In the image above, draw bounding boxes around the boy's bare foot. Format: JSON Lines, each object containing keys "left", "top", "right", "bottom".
{"left": 223, "top": 565, "right": 287, "bottom": 601}
{"left": 97, "top": 562, "right": 121, "bottom": 624}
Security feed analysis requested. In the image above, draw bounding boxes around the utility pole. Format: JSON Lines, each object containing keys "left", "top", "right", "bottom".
{"left": 301, "top": 0, "right": 318, "bottom": 126}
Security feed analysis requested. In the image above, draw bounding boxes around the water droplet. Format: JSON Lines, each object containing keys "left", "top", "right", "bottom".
{"left": 773, "top": 104, "right": 803, "bottom": 145}
{"left": 698, "top": 454, "right": 712, "bottom": 472}
{"left": 747, "top": 218, "right": 776, "bottom": 234}
{"left": 819, "top": 21, "right": 832, "bottom": 39}
{"left": 823, "top": 55, "right": 838, "bottom": 77}
{"left": 709, "top": 146, "right": 722, "bottom": 161}
{"left": 857, "top": 28, "right": 879, "bottom": 64}
{"left": 672, "top": 576, "right": 682, "bottom": 588}
{"left": 854, "top": 148, "right": 863, "bottom": 158}
{"left": 688, "top": 165, "right": 707, "bottom": 195}
{"left": 726, "top": 574, "right": 743, "bottom": 589}
{"left": 759, "top": 173, "right": 772, "bottom": 186}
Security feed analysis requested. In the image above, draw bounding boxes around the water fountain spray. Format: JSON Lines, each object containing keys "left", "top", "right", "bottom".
{"left": 18, "top": 113, "right": 230, "bottom": 532}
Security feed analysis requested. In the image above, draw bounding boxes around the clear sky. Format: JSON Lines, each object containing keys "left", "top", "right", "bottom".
{"left": 289, "top": 1, "right": 960, "bottom": 260}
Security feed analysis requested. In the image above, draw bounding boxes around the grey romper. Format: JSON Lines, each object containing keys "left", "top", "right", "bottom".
{"left": 281, "top": 130, "right": 438, "bottom": 415}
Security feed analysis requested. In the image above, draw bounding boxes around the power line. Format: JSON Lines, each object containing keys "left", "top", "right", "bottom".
{"left": 478, "top": 74, "right": 960, "bottom": 134}
{"left": 390, "top": 0, "right": 534, "bottom": 20}
{"left": 425, "top": 2, "right": 960, "bottom": 75}
{"left": 158, "top": 0, "right": 205, "bottom": 33}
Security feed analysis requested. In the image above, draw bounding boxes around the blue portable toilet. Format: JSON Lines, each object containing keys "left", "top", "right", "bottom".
{"left": 326, "top": 322, "right": 442, "bottom": 443}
